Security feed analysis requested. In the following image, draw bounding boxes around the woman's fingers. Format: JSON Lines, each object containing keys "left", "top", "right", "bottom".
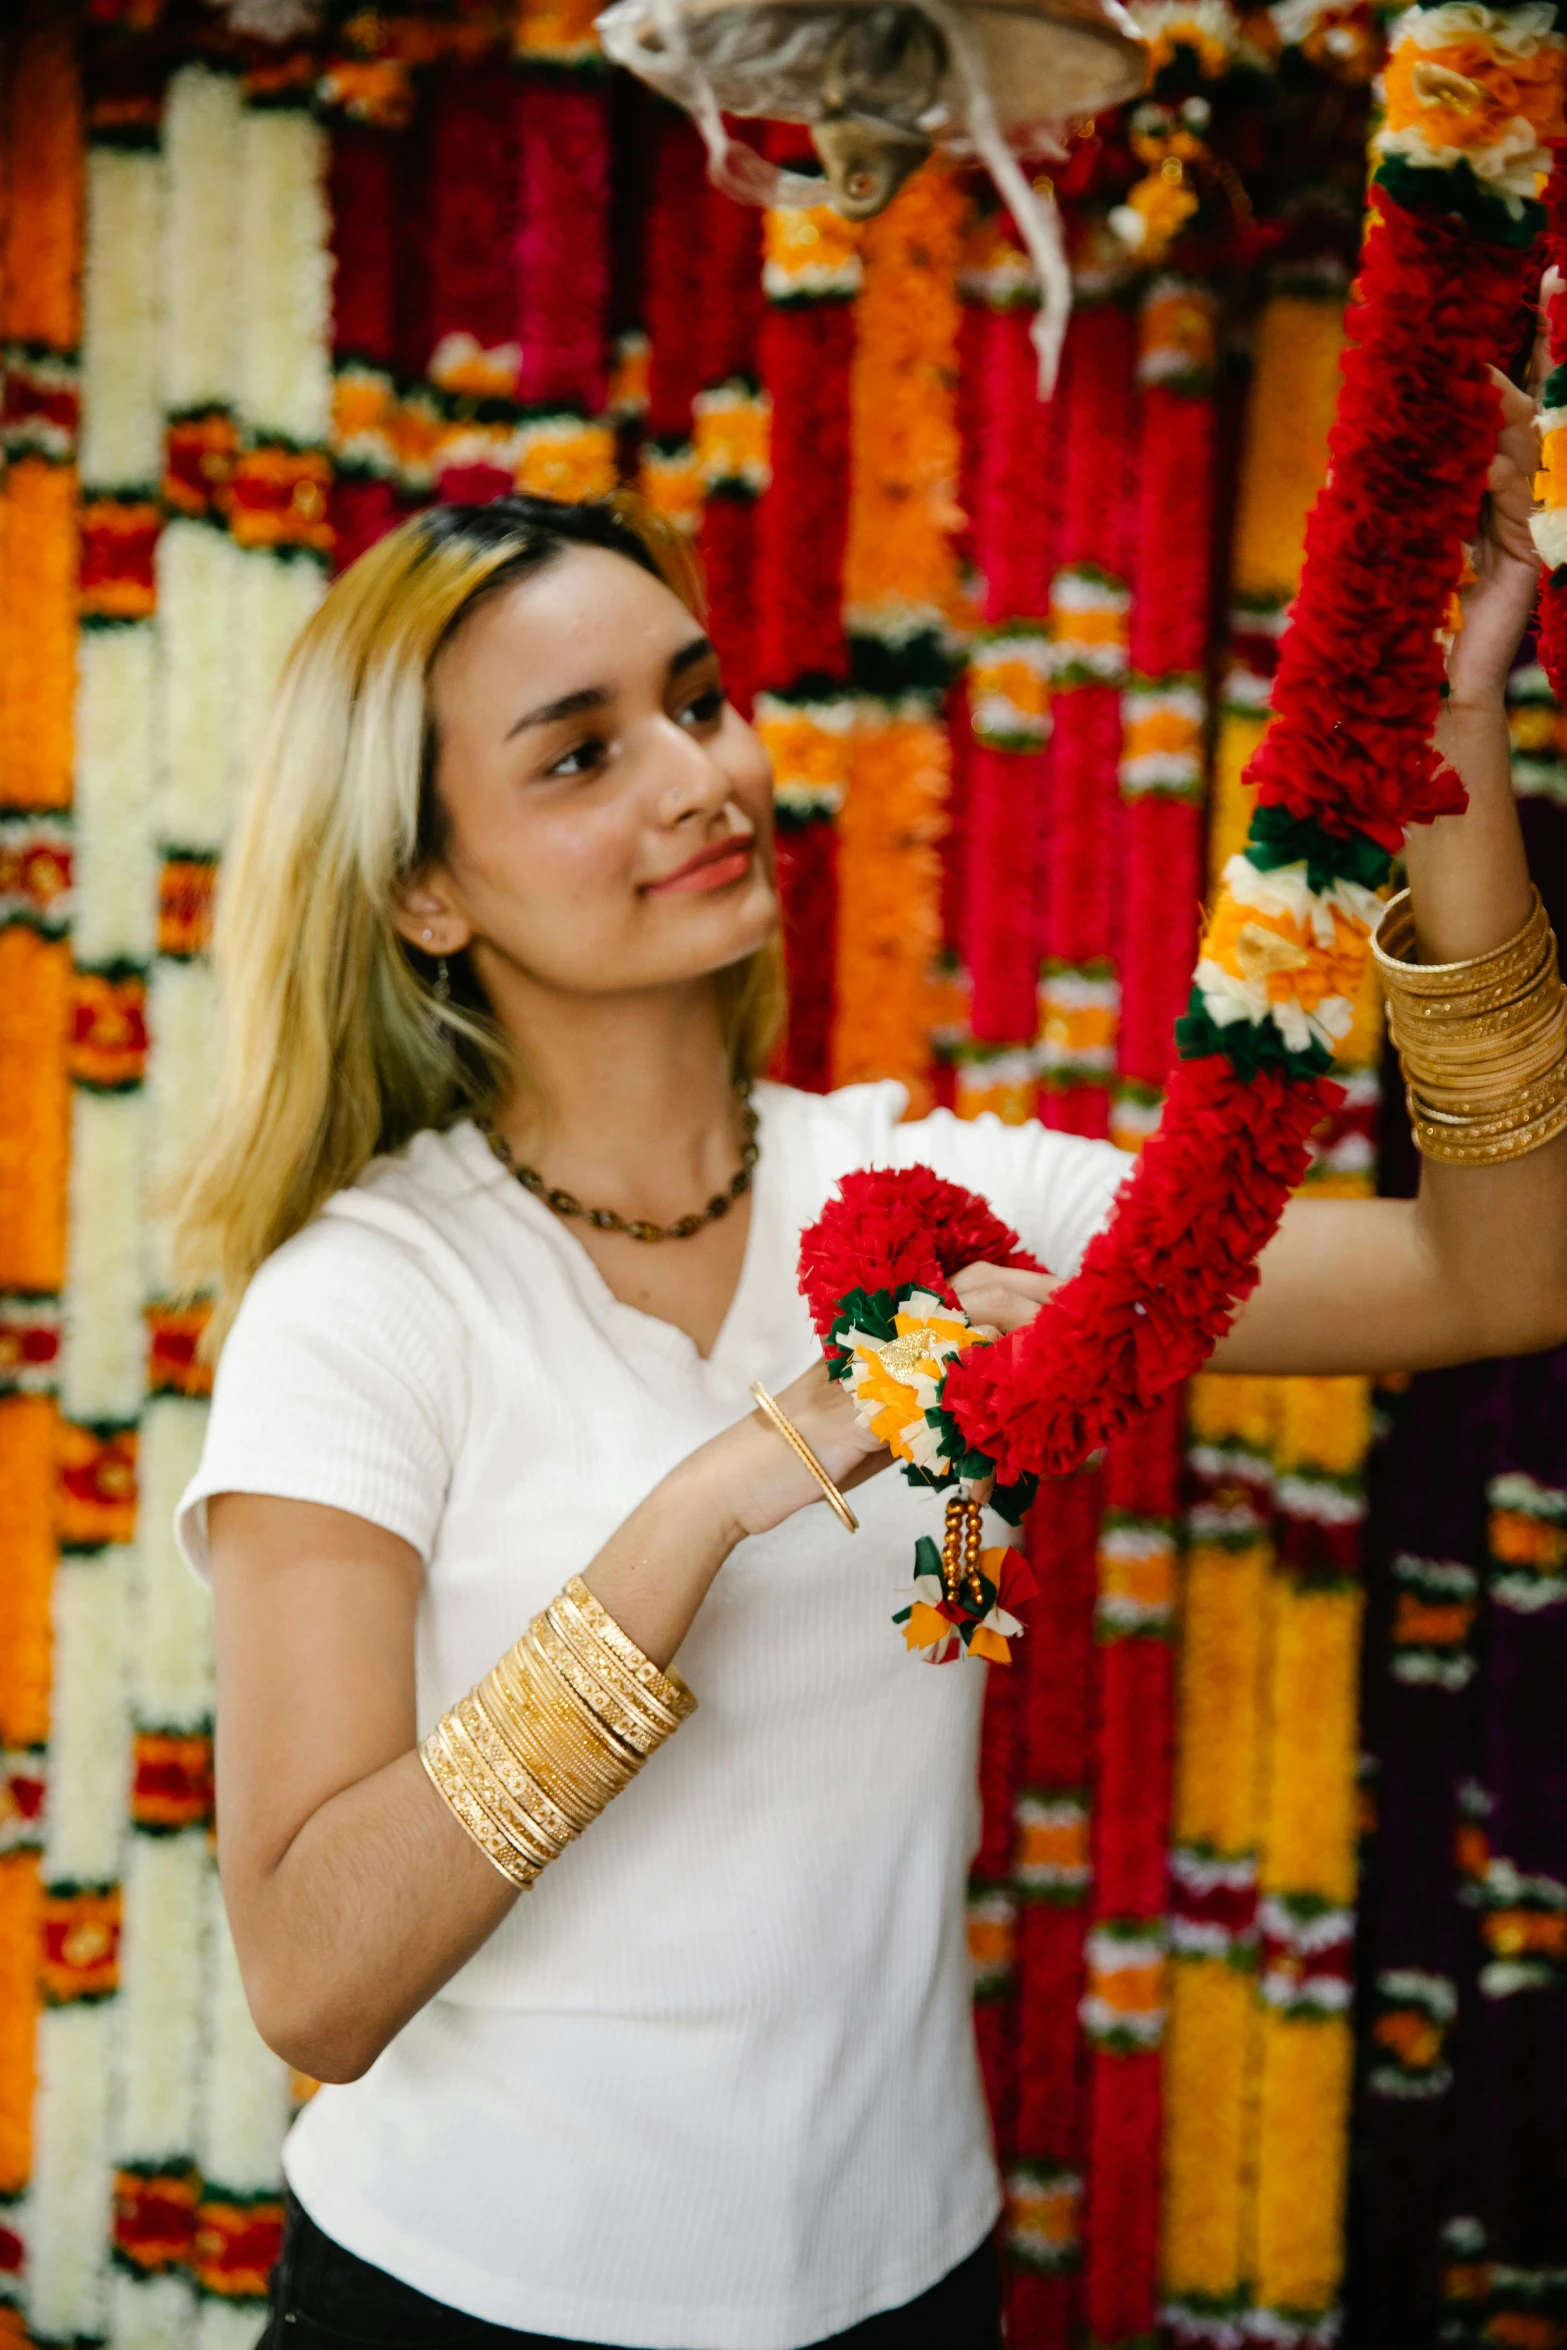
{"left": 950, "top": 1260, "right": 1060, "bottom": 1334}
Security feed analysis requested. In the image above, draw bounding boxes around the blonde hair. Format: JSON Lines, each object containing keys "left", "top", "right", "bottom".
{"left": 173, "top": 492, "right": 786, "bottom": 1344}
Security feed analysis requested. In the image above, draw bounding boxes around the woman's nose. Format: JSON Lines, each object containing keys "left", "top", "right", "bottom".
{"left": 651, "top": 714, "right": 730, "bottom": 824}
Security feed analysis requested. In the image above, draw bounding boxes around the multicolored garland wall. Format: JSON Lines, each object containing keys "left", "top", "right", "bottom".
{"left": 0, "top": 2, "right": 1562, "bottom": 2345}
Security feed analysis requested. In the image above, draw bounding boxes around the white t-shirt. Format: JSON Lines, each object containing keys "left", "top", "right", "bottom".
{"left": 177, "top": 1080, "right": 1128, "bottom": 2350}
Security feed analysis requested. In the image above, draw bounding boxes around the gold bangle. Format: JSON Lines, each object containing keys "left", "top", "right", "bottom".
{"left": 528, "top": 1612, "right": 665, "bottom": 1759}
{"left": 452, "top": 1692, "right": 573, "bottom": 1862}
{"left": 470, "top": 1680, "right": 581, "bottom": 1849}
{"left": 419, "top": 1584, "right": 693, "bottom": 1887}
{"left": 748, "top": 1381, "right": 860, "bottom": 1535}
{"left": 1373, "top": 888, "right": 1551, "bottom": 1011}
{"left": 1411, "top": 1090, "right": 1567, "bottom": 1164}
{"left": 491, "top": 1644, "right": 633, "bottom": 1824}
{"left": 441, "top": 1705, "right": 563, "bottom": 1869}
{"left": 514, "top": 1626, "right": 644, "bottom": 1772}
{"left": 420, "top": 1729, "right": 541, "bottom": 1889}
{"left": 545, "top": 1597, "right": 685, "bottom": 1737}
{"left": 556, "top": 1578, "right": 696, "bottom": 1722}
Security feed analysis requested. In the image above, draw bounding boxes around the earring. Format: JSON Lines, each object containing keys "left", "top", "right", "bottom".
{"left": 435, "top": 957, "right": 451, "bottom": 1004}
{"left": 421, "top": 927, "right": 435, "bottom": 943}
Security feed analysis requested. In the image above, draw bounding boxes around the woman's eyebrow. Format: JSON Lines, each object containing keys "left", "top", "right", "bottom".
{"left": 506, "top": 684, "right": 609, "bottom": 738}
{"left": 669, "top": 635, "right": 715, "bottom": 679}
{"left": 505, "top": 638, "right": 713, "bottom": 740}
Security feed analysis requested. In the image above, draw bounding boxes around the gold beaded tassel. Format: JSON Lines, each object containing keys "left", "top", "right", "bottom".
{"left": 942, "top": 1493, "right": 988, "bottom": 1612}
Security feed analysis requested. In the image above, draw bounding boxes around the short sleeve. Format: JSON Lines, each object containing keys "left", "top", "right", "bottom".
{"left": 883, "top": 1104, "right": 1132, "bottom": 1277}
{"left": 175, "top": 1213, "right": 466, "bottom": 1582}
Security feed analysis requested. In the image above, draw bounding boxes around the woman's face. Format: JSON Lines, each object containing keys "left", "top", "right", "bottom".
{"left": 401, "top": 544, "right": 778, "bottom": 1003}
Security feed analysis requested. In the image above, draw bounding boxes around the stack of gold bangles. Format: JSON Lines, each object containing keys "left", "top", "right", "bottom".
{"left": 420, "top": 1576, "right": 696, "bottom": 1889}
{"left": 1373, "top": 885, "right": 1567, "bottom": 1165}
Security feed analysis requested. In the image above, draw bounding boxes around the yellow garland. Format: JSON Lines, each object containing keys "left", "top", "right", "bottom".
{"left": 833, "top": 714, "right": 950, "bottom": 1100}
{"left": 1171, "top": 270, "right": 1369, "bottom": 2338}
{"left": 0, "top": 461, "right": 79, "bottom": 819}
{"left": 0, "top": 1855, "right": 41, "bottom": 2197}
{"left": 1164, "top": 1374, "right": 1273, "bottom": 2311}
{"left": 1211, "top": 291, "right": 1347, "bottom": 874}
{"left": 0, "top": 23, "right": 83, "bottom": 355}
{"left": 0, "top": 26, "right": 82, "bottom": 814}
{"left": 0, "top": 926, "right": 73, "bottom": 1296}
{"left": 833, "top": 163, "right": 965, "bottom": 1106}
{"left": 0, "top": 21, "right": 82, "bottom": 2232}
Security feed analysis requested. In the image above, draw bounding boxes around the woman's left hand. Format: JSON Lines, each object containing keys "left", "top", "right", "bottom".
{"left": 1447, "top": 363, "right": 1543, "bottom": 711}
{"left": 950, "top": 1260, "right": 1059, "bottom": 1336}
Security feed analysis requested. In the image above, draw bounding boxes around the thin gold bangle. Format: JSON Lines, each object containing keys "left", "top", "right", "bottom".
{"left": 749, "top": 1381, "right": 859, "bottom": 1535}
{"left": 557, "top": 1577, "right": 696, "bottom": 1720}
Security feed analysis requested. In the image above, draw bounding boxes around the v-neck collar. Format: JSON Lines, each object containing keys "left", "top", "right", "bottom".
{"left": 445, "top": 1090, "right": 781, "bottom": 1376}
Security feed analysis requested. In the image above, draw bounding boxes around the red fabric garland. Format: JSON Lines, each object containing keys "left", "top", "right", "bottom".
{"left": 771, "top": 811, "right": 838, "bottom": 1092}
{"left": 1249, "top": 198, "right": 1525, "bottom": 847}
{"left": 642, "top": 109, "right": 708, "bottom": 443}
{"left": 421, "top": 65, "right": 517, "bottom": 375}
{"left": 1044, "top": 305, "right": 1136, "bottom": 1139}
{"left": 328, "top": 121, "right": 400, "bottom": 569}
{"left": 799, "top": 1163, "right": 1043, "bottom": 1328}
{"left": 966, "top": 302, "right": 1060, "bottom": 1043}
{"left": 756, "top": 302, "right": 854, "bottom": 690}
{"left": 1118, "top": 377, "right": 1213, "bottom": 1092}
{"left": 943, "top": 1060, "right": 1330, "bottom": 1483}
{"left": 514, "top": 74, "right": 611, "bottom": 415}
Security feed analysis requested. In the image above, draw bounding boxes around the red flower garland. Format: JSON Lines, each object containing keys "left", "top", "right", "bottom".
{"left": 1042, "top": 303, "right": 1137, "bottom": 1142}
{"left": 514, "top": 74, "right": 612, "bottom": 416}
{"left": 328, "top": 121, "right": 401, "bottom": 569}
{"left": 801, "top": 178, "right": 1528, "bottom": 1503}
{"left": 965, "top": 293, "right": 1059, "bottom": 1045}
{"left": 1250, "top": 198, "right": 1523, "bottom": 848}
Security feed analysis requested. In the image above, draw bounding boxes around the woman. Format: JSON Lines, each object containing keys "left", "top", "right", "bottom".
{"left": 178, "top": 372, "right": 1567, "bottom": 2350}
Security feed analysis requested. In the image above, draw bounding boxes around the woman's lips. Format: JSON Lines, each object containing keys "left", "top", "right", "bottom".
{"left": 644, "top": 837, "right": 755, "bottom": 895}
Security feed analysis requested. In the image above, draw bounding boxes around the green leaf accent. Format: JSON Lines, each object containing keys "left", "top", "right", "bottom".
{"left": 991, "top": 1475, "right": 1039, "bottom": 1525}
{"left": 829, "top": 1287, "right": 901, "bottom": 1349}
{"left": 1243, "top": 802, "right": 1392, "bottom": 893}
{"left": 1544, "top": 363, "right": 1567, "bottom": 414}
{"left": 1175, "top": 989, "right": 1335, "bottom": 1079}
{"left": 1374, "top": 155, "right": 1543, "bottom": 251}
{"left": 912, "top": 1535, "right": 944, "bottom": 1585}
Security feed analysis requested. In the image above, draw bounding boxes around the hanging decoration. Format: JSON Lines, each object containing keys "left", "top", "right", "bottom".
{"left": 802, "top": 2, "right": 1557, "bottom": 1593}
{"left": 1165, "top": 266, "right": 1373, "bottom": 2348}
{"left": 755, "top": 153, "right": 860, "bottom": 1092}
{"left": 1040, "top": 298, "right": 1135, "bottom": 1141}
{"left": 0, "top": 19, "right": 83, "bottom": 2328}
{"left": 961, "top": 210, "right": 1058, "bottom": 1055}
{"left": 833, "top": 161, "right": 966, "bottom": 1105}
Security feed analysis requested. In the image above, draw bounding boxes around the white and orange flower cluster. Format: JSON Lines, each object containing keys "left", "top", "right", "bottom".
{"left": 1377, "top": 1, "right": 1566, "bottom": 209}
{"left": 1195, "top": 851, "right": 1382, "bottom": 1060}
{"left": 839, "top": 1289, "right": 983, "bottom": 1470}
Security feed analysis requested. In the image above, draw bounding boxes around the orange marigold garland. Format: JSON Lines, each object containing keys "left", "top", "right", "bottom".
{"left": 0, "top": 15, "right": 83, "bottom": 2316}
{"left": 833, "top": 162, "right": 966, "bottom": 1107}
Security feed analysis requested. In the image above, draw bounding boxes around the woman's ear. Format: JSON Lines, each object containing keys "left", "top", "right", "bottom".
{"left": 389, "top": 871, "right": 474, "bottom": 958}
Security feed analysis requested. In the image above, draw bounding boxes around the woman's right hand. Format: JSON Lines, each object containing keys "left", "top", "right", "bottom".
{"left": 696, "top": 1361, "right": 891, "bottom": 1542}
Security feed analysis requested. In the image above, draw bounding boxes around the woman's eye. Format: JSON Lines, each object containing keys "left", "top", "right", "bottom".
{"left": 544, "top": 736, "right": 607, "bottom": 780}
{"left": 679, "top": 686, "right": 725, "bottom": 728}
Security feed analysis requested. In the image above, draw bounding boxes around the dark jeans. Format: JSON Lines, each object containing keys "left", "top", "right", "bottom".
{"left": 261, "top": 2190, "right": 1003, "bottom": 2350}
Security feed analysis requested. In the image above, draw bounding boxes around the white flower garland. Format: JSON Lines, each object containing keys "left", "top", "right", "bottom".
{"left": 164, "top": 68, "right": 244, "bottom": 416}
{"left": 237, "top": 105, "right": 332, "bottom": 450}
